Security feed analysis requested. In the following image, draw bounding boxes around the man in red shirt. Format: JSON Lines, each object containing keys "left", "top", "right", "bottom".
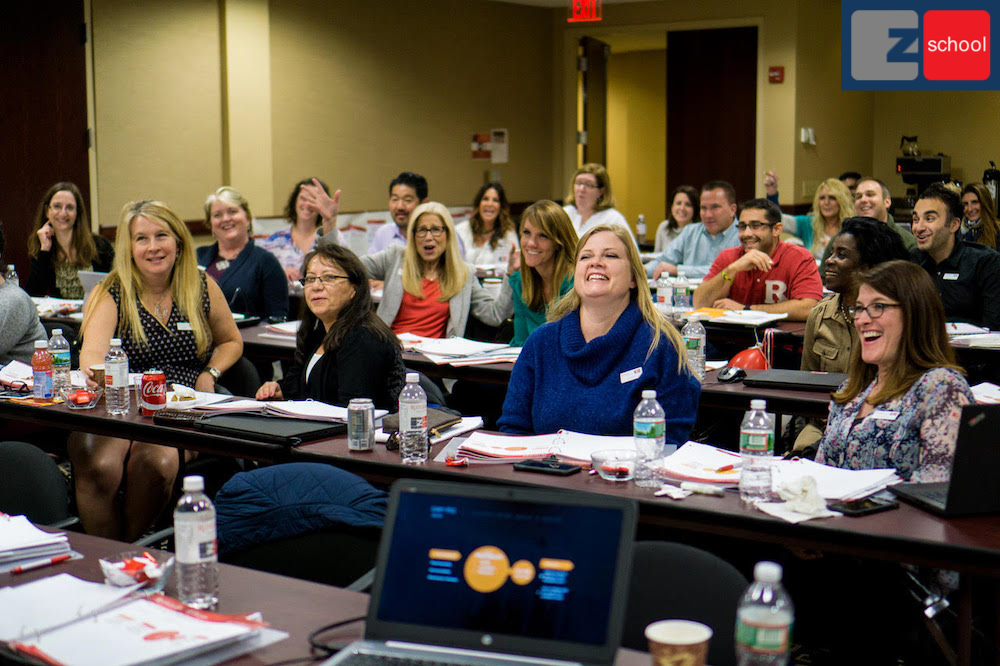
{"left": 694, "top": 198, "right": 822, "bottom": 321}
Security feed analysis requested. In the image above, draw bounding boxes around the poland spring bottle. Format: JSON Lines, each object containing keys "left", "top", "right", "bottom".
{"left": 174, "top": 475, "right": 219, "bottom": 610}
{"left": 633, "top": 390, "right": 666, "bottom": 487}
{"left": 739, "top": 399, "right": 775, "bottom": 505}
{"left": 636, "top": 213, "right": 646, "bottom": 242}
{"left": 49, "top": 328, "right": 71, "bottom": 396}
{"left": 735, "top": 561, "right": 794, "bottom": 665}
{"left": 681, "top": 315, "right": 706, "bottom": 380}
{"left": 105, "top": 338, "right": 130, "bottom": 415}
{"left": 399, "top": 372, "right": 428, "bottom": 464}
{"left": 5, "top": 264, "right": 19, "bottom": 287}
{"left": 672, "top": 271, "right": 692, "bottom": 316}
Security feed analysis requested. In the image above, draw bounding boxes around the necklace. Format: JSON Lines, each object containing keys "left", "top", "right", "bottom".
{"left": 838, "top": 297, "right": 851, "bottom": 323}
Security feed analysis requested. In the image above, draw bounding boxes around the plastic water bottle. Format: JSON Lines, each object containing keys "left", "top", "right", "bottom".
{"left": 633, "top": 390, "right": 666, "bottom": 487}
{"left": 655, "top": 274, "right": 672, "bottom": 317}
{"left": 739, "top": 399, "right": 775, "bottom": 505}
{"left": 105, "top": 338, "right": 130, "bottom": 415}
{"left": 636, "top": 214, "right": 646, "bottom": 242}
{"left": 31, "top": 340, "right": 53, "bottom": 399}
{"left": 681, "top": 315, "right": 707, "bottom": 380}
{"left": 672, "top": 271, "right": 691, "bottom": 317}
{"left": 735, "top": 561, "right": 794, "bottom": 665}
{"left": 174, "top": 475, "right": 219, "bottom": 610}
{"left": 4, "top": 264, "right": 18, "bottom": 287}
{"left": 399, "top": 372, "right": 428, "bottom": 464}
{"left": 49, "top": 328, "right": 71, "bottom": 396}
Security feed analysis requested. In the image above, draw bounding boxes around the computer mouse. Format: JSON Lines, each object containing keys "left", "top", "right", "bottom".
{"left": 717, "top": 365, "right": 747, "bottom": 383}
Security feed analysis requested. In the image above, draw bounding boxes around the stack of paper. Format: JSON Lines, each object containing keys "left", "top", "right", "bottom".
{"left": 654, "top": 441, "right": 742, "bottom": 484}
{"left": 770, "top": 458, "right": 900, "bottom": 501}
{"left": 946, "top": 322, "right": 990, "bottom": 336}
{"left": 398, "top": 333, "right": 521, "bottom": 365}
{"left": 972, "top": 382, "right": 1000, "bottom": 404}
{"left": 32, "top": 297, "right": 83, "bottom": 317}
{"left": 193, "top": 398, "right": 387, "bottom": 422}
{"left": 679, "top": 308, "right": 788, "bottom": 326}
{"left": 265, "top": 320, "right": 301, "bottom": 335}
{"left": 0, "top": 514, "right": 71, "bottom": 574}
{"left": 0, "top": 574, "right": 283, "bottom": 666}
{"left": 456, "top": 430, "right": 634, "bottom": 464}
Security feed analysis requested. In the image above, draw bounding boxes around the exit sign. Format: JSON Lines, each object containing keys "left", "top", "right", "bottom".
{"left": 568, "top": 0, "right": 602, "bottom": 23}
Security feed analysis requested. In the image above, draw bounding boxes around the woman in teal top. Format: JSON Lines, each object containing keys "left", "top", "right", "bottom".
{"left": 509, "top": 200, "right": 578, "bottom": 346}
{"left": 786, "top": 179, "right": 855, "bottom": 260}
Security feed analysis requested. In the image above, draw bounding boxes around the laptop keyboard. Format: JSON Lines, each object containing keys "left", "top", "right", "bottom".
{"left": 335, "top": 654, "right": 459, "bottom": 666}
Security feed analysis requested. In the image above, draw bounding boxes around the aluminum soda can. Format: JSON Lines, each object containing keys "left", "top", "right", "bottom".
{"left": 140, "top": 369, "right": 167, "bottom": 416}
{"left": 348, "top": 398, "right": 375, "bottom": 451}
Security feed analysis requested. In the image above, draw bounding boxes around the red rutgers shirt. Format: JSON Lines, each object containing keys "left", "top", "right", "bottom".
{"left": 704, "top": 241, "right": 823, "bottom": 306}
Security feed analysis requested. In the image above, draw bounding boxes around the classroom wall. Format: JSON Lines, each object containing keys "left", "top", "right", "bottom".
{"left": 607, "top": 50, "right": 666, "bottom": 229}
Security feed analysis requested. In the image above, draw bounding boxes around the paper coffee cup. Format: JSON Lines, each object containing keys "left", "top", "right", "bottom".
{"left": 645, "top": 619, "right": 712, "bottom": 666}
{"left": 90, "top": 364, "right": 105, "bottom": 388}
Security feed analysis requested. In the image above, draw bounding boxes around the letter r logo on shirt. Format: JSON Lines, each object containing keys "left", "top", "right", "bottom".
{"left": 764, "top": 281, "right": 787, "bottom": 304}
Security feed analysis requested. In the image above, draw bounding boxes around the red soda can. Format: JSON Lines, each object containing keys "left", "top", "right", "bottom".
{"left": 140, "top": 370, "right": 167, "bottom": 416}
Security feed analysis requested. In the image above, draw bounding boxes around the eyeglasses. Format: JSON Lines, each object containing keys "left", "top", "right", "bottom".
{"left": 574, "top": 180, "right": 601, "bottom": 190}
{"left": 299, "top": 274, "right": 350, "bottom": 287}
{"left": 848, "top": 302, "right": 901, "bottom": 320}
{"left": 414, "top": 226, "right": 446, "bottom": 238}
{"left": 735, "top": 221, "right": 775, "bottom": 232}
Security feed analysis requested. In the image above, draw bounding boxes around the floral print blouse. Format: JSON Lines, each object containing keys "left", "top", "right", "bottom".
{"left": 816, "top": 367, "right": 974, "bottom": 482}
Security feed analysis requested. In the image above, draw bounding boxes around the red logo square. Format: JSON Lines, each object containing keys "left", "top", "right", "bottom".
{"left": 923, "top": 10, "right": 990, "bottom": 80}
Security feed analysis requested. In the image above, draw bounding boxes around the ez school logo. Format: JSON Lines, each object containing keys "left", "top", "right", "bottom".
{"left": 842, "top": 2, "right": 997, "bottom": 90}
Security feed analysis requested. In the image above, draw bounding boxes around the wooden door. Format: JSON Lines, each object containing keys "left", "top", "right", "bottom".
{"left": 580, "top": 36, "right": 609, "bottom": 166}
{"left": 666, "top": 27, "right": 757, "bottom": 206}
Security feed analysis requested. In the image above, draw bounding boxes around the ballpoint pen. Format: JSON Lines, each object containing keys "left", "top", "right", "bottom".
{"left": 11, "top": 553, "right": 71, "bottom": 575}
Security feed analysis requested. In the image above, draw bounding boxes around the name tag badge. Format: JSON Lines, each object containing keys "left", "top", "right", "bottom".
{"left": 942, "top": 273, "right": 960, "bottom": 281}
{"left": 176, "top": 322, "right": 193, "bottom": 331}
{"left": 871, "top": 409, "right": 899, "bottom": 421}
{"left": 620, "top": 367, "right": 642, "bottom": 384}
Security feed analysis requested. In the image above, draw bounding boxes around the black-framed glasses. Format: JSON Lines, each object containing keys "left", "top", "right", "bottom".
{"left": 735, "top": 221, "right": 776, "bottom": 232}
{"left": 573, "top": 180, "right": 600, "bottom": 190}
{"left": 414, "top": 226, "right": 446, "bottom": 238}
{"left": 848, "top": 302, "right": 901, "bottom": 320}
{"left": 299, "top": 274, "right": 350, "bottom": 287}
{"left": 0, "top": 381, "right": 30, "bottom": 398}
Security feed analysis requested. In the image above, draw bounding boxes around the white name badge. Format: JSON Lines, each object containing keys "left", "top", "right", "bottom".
{"left": 176, "top": 322, "right": 193, "bottom": 331}
{"left": 942, "top": 273, "right": 960, "bottom": 281}
{"left": 871, "top": 409, "right": 899, "bottom": 421}
{"left": 620, "top": 367, "right": 642, "bottom": 384}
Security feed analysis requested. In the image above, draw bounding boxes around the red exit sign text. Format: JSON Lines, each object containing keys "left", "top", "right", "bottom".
{"left": 568, "top": 0, "right": 602, "bottom": 23}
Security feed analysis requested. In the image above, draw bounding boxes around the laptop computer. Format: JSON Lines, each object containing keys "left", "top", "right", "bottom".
{"left": 742, "top": 369, "right": 847, "bottom": 392}
{"left": 323, "top": 479, "right": 637, "bottom": 666}
{"left": 77, "top": 270, "right": 108, "bottom": 299}
{"left": 889, "top": 404, "right": 1000, "bottom": 516}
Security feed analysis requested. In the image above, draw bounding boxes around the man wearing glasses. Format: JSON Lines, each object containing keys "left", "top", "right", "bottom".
{"left": 694, "top": 199, "right": 822, "bottom": 321}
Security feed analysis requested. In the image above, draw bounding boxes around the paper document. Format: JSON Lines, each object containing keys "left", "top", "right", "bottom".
{"left": 680, "top": 308, "right": 788, "bottom": 326}
{"left": 972, "top": 382, "right": 1000, "bottom": 404}
{"left": 457, "top": 430, "right": 634, "bottom": 463}
{"left": 654, "top": 441, "right": 742, "bottom": 484}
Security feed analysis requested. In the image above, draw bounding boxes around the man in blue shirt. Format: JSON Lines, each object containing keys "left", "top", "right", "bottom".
{"left": 645, "top": 180, "right": 740, "bottom": 279}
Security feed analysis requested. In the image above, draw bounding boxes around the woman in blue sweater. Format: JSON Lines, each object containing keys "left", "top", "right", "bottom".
{"left": 498, "top": 224, "right": 701, "bottom": 441}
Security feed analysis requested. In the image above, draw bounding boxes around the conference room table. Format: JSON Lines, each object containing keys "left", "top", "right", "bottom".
{"left": 6, "top": 530, "right": 648, "bottom": 665}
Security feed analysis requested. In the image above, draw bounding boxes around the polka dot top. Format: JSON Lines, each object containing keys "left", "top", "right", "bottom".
{"left": 109, "top": 273, "right": 213, "bottom": 387}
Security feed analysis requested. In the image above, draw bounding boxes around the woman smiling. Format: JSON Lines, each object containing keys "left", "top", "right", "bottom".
{"left": 454, "top": 182, "right": 518, "bottom": 266}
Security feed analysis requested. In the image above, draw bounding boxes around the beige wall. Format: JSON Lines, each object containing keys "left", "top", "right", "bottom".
{"left": 607, "top": 50, "right": 665, "bottom": 231}
{"left": 91, "top": 0, "right": 224, "bottom": 226}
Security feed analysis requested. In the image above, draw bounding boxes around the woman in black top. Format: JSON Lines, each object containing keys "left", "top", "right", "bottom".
{"left": 256, "top": 243, "right": 405, "bottom": 410}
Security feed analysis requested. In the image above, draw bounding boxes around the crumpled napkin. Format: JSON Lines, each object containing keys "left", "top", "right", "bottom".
{"left": 756, "top": 475, "right": 840, "bottom": 523}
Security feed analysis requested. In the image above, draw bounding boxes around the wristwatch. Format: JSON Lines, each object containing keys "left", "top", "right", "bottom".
{"left": 205, "top": 366, "right": 222, "bottom": 382}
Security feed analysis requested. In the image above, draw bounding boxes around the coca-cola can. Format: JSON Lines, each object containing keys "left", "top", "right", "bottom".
{"left": 140, "top": 370, "right": 167, "bottom": 416}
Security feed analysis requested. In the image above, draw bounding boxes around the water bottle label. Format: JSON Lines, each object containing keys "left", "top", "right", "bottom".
{"left": 740, "top": 429, "right": 773, "bottom": 453}
{"left": 33, "top": 371, "right": 53, "bottom": 398}
{"left": 683, "top": 335, "right": 700, "bottom": 350}
{"left": 736, "top": 618, "right": 791, "bottom": 654}
{"left": 107, "top": 362, "right": 128, "bottom": 388}
{"left": 400, "top": 404, "right": 427, "bottom": 431}
{"left": 52, "top": 351, "right": 71, "bottom": 368}
{"left": 633, "top": 419, "right": 665, "bottom": 439}
{"left": 673, "top": 286, "right": 687, "bottom": 297}
{"left": 175, "top": 521, "right": 218, "bottom": 563}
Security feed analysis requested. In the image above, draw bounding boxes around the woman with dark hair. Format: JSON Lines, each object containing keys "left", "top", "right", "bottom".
{"left": 653, "top": 186, "right": 699, "bottom": 253}
{"left": 960, "top": 182, "right": 1000, "bottom": 250}
{"left": 454, "top": 182, "right": 518, "bottom": 266}
{"left": 256, "top": 243, "right": 405, "bottom": 410}
{"left": 259, "top": 177, "right": 343, "bottom": 282}
{"left": 791, "top": 217, "right": 911, "bottom": 454}
{"left": 816, "top": 260, "right": 974, "bottom": 481}
{"left": 26, "top": 182, "right": 114, "bottom": 298}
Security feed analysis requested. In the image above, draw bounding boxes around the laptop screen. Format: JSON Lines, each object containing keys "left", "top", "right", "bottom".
{"left": 367, "top": 480, "right": 636, "bottom": 663}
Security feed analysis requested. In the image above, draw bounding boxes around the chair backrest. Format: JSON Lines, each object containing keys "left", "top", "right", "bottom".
{"left": 622, "top": 541, "right": 748, "bottom": 666}
{"left": 0, "top": 441, "right": 72, "bottom": 525}
{"left": 217, "top": 356, "right": 261, "bottom": 398}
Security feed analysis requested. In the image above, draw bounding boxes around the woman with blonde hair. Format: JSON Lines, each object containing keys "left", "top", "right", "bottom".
{"left": 499, "top": 224, "right": 700, "bottom": 438}
{"left": 562, "top": 163, "right": 634, "bottom": 241}
{"left": 26, "top": 182, "right": 114, "bottom": 298}
{"left": 361, "top": 202, "right": 510, "bottom": 338}
{"left": 70, "top": 199, "right": 243, "bottom": 540}
{"left": 196, "top": 186, "right": 288, "bottom": 320}
{"left": 960, "top": 182, "right": 1000, "bottom": 250}
{"left": 785, "top": 178, "right": 855, "bottom": 259}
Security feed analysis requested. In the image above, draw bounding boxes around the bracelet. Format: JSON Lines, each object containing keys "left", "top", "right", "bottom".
{"left": 721, "top": 269, "right": 734, "bottom": 282}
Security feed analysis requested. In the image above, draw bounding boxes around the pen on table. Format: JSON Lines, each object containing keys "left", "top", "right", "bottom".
{"left": 715, "top": 462, "right": 743, "bottom": 473}
{"left": 11, "top": 553, "right": 72, "bottom": 575}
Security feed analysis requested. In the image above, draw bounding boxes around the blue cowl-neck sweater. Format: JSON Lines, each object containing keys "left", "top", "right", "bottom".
{"left": 498, "top": 301, "right": 700, "bottom": 442}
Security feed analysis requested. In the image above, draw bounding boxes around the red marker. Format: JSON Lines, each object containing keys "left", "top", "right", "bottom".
{"left": 11, "top": 553, "right": 71, "bottom": 574}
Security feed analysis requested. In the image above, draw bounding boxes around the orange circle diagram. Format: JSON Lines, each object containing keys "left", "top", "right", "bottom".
{"left": 463, "top": 545, "right": 510, "bottom": 593}
{"left": 509, "top": 559, "right": 536, "bottom": 586}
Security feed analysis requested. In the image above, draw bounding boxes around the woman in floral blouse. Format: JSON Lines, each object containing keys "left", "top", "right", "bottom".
{"left": 816, "top": 260, "right": 974, "bottom": 482}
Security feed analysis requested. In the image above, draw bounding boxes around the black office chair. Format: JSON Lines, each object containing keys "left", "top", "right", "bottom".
{"left": 0, "top": 440, "right": 79, "bottom": 529}
{"left": 622, "top": 541, "right": 748, "bottom": 666}
{"left": 217, "top": 357, "right": 261, "bottom": 398}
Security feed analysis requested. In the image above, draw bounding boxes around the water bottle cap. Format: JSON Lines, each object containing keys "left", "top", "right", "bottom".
{"left": 641, "top": 389, "right": 656, "bottom": 399}
{"left": 687, "top": 314, "right": 699, "bottom": 322}
{"left": 34, "top": 340, "right": 47, "bottom": 349}
{"left": 52, "top": 329, "right": 62, "bottom": 336}
{"left": 182, "top": 475, "right": 205, "bottom": 492}
{"left": 405, "top": 372, "right": 419, "bottom": 383}
{"left": 754, "top": 561, "right": 782, "bottom": 583}
{"left": 750, "top": 399, "right": 766, "bottom": 410}
{"left": 110, "top": 338, "right": 122, "bottom": 346}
